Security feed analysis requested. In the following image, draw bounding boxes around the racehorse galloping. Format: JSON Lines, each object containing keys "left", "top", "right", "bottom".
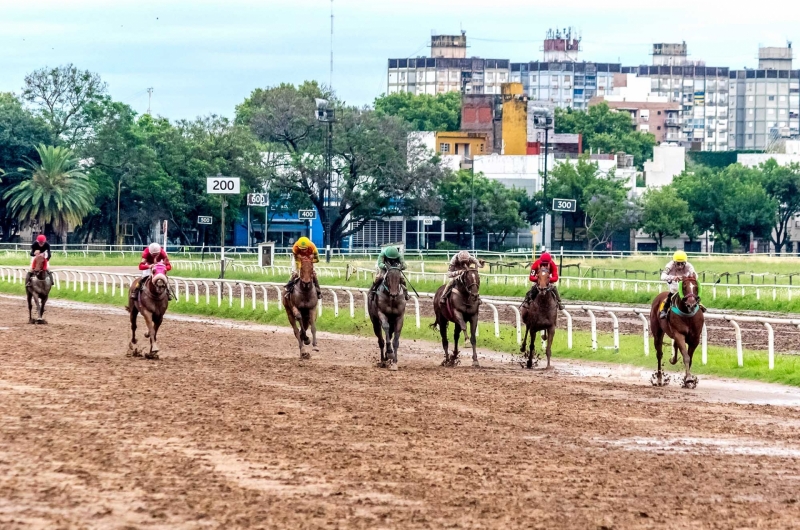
{"left": 127, "top": 263, "right": 170, "bottom": 359}
{"left": 431, "top": 266, "right": 481, "bottom": 367}
{"left": 649, "top": 276, "right": 704, "bottom": 388}
{"left": 520, "top": 266, "right": 559, "bottom": 369}
{"left": 368, "top": 266, "right": 407, "bottom": 371}
{"left": 284, "top": 257, "right": 319, "bottom": 359}
{"left": 27, "top": 253, "right": 52, "bottom": 324}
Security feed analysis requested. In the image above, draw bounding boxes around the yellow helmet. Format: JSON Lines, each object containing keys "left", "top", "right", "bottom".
{"left": 296, "top": 237, "right": 311, "bottom": 249}
{"left": 673, "top": 250, "right": 688, "bottom": 263}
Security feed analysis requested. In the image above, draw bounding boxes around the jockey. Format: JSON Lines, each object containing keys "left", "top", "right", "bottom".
{"left": 440, "top": 250, "right": 485, "bottom": 305}
{"left": 26, "top": 234, "right": 52, "bottom": 287}
{"left": 286, "top": 236, "right": 321, "bottom": 299}
{"left": 523, "top": 251, "right": 564, "bottom": 310}
{"left": 131, "top": 242, "right": 172, "bottom": 300}
{"left": 659, "top": 250, "right": 697, "bottom": 319}
{"left": 370, "top": 245, "right": 409, "bottom": 300}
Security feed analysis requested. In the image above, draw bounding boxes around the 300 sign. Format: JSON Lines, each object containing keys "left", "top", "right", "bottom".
{"left": 552, "top": 198, "right": 577, "bottom": 212}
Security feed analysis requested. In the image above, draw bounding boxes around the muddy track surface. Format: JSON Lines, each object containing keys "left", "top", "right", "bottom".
{"left": 3, "top": 297, "right": 800, "bottom": 529}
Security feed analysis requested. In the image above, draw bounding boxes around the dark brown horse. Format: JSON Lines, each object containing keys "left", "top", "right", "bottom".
{"left": 127, "top": 263, "right": 170, "bottom": 359}
{"left": 649, "top": 276, "right": 704, "bottom": 388}
{"left": 520, "top": 266, "right": 558, "bottom": 369}
{"left": 431, "top": 266, "right": 481, "bottom": 367}
{"left": 27, "top": 253, "right": 52, "bottom": 324}
{"left": 368, "top": 266, "right": 407, "bottom": 370}
{"left": 284, "top": 257, "right": 319, "bottom": 359}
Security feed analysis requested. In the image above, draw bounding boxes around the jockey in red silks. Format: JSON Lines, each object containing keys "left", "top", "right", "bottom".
{"left": 523, "top": 251, "right": 564, "bottom": 310}
{"left": 131, "top": 242, "right": 172, "bottom": 300}
{"left": 26, "top": 234, "right": 52, "bottom": 286}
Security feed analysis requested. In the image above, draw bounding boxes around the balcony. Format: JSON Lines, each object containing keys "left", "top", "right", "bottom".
{"left": 665, "top": 118, "right": 680, "bottom": 127}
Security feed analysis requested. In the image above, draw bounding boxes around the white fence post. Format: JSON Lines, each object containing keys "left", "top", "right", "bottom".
{"left": 637, "top": 311, "right": 649, "bottom": 356}
{"left": 701, "top": 324, "right": 708, "bottom": 365}
{"left": 608, "top": 311, "right": 619, "bottom": 353}
{"left": 764, "top": 322, "right": 775, "bottom": 370}
{"left": 586, "top": 308, "right": 597, "bottom": 351}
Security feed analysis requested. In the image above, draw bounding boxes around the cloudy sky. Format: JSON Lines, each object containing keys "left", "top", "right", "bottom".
{"left": 1, "top": 0, "right": 798, "bottom": 120}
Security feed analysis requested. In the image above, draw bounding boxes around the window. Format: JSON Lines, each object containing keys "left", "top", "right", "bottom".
{"left": 479, "top": 143, "right": 485, "bottom": 153}
{"left": 439, "top": 143, "right": 450, "bottom": 153}
{"left": 657, "top": 110, "right": 662, "bottom": 115}
{"left": 769, "top": 95, "right": 776, "bottom": 101}
{"left": 768, "top": 108, "right": 775, "bottom": 115}
{"left": 707, "top": 130, "right": 714, "bottom": 138}
{"left": 748, "top": 134, "right": 754, "bottom": 139}
{"left": 657, "top": 126, "right": 661, "bottom": 130}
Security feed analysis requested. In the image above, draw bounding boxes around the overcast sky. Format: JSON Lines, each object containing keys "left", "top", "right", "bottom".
{"left": 1, "top": 0, "right": 798, "bottom": 120}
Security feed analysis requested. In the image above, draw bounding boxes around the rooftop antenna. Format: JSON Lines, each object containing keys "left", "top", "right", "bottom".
{"left": 146, "top": 87, "right": 153, "bottom": 115}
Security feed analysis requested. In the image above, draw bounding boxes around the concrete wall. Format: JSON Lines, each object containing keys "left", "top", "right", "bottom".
{"left": 643, "top": 145, "right": 686, "bottom": 187}
{"left": 501, "top": 83, "right": 528, "bottom": 155}
{"left": 738, "top": 153, "right": 800, "bottom": 167}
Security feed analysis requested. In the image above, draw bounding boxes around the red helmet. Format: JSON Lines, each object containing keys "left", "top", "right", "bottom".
{"left": 540, "top": 252, "right": 552, "bottom": 262}
{"left": 36, "top": 235, "right": 46, "bottom": 244}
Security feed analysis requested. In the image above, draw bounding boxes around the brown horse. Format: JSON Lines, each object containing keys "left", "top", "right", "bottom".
{"left": 284, "top": 257, "right": 319, "bottom": 359}
{"left": 368, "top": 266, "right": 407, "bottom": 370}
{"left": 127, "top": 263, "right": 170, "bottom": 359}
{"left": 26, "top": 253, "right": 52, "bottom": 324}
{"left": 520, "top": 266, "right": 558, "bottom": 369}
{"left": 431, "top": 266, "right": 481, "bottom": 367}
{"left": 649, "top": 276, "right": 704, "bottom": 388}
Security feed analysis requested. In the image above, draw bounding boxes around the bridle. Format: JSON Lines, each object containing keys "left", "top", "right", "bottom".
{"left": 380, "top": 265, "right": 403, "bottom": 298}
{"left": 673, "top": 277, "right": 700, "bottom": 317}
{"left": 536, "top": 266, "right": 552, "bottom": 293}
{"left": 459, "top": 268, "right": 480, "bottom": 301}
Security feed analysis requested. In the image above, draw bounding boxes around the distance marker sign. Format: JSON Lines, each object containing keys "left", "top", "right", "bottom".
{"left": 206, "top": 176, "right": 240, "bottom": 194}
{"left": 552, "top": 198, "right": 577, "bottom": 212}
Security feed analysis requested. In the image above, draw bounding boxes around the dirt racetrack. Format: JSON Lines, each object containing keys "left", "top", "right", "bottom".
{"left": 3, "top": 296, "right": 800, "bottom": 529}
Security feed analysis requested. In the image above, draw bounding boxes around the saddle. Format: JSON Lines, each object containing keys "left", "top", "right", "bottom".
{"left": 441, "top": 295, "right": 456, "bottom": 322}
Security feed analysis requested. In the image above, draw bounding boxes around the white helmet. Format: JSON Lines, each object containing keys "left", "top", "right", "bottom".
{"left": 148, "top": 242, "right": 162, "bottom": 255}
{"left": 457, "top": 250, "right": 471, "bottom": 261}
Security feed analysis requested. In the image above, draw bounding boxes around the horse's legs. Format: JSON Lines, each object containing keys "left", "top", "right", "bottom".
{"left": 392, "top": 314, "right": 404, "bottom": 366}
{"left": 653, "top": 328, "right": 665, "bottom": 386}
{"left": 309, "top": 308, "right": 318, "bottom": 350}
{"left": 438, "top": 319, "right": 450, "bottom": 365}
{"left": 371, "top": 315, "right": 386, "bottom": 366}
{"left": 32, "top": 293, "right": 42, "bottom": 323}
{"left": 469, "top": 314, "right": 479, "bottom": 367}
{"left": 520, "top": 325, "right": 529, "bottom": 354}
{"left": 673, "top": 334, "right": 694, "bottom": 387}
{"left": 141, "top": 309, "right": 159, "bottom": 359}
{"left": 452, "top": 324, "right": 461, "bottom": 363}
{"left": 285, "top": 307, "right": 304, "bottom": 352}
{"left": 379, "top": 313, "right": 392, "bottom": 358}
{"left": 27, "top": 291, "right": 34, "bottom": 324}
{"left": 129, "top": 304, "right": 142, "bottom": 357}
{"left": 452, "top": 310, "right": 468, "bottom": 359}
{"left": 39, "top": 295, "right": 48, "bottom": 323}
{"left": 545, "top": 325, "right": 555, "bottom": 369}
{"left": 151, "top": 313, "right": 163, "bottom": 352}
{"left": 527, "top": 330, "right": 536, "bottom": 369}
{"left": 292, "top": 306, "right": 309, "bottom": 345}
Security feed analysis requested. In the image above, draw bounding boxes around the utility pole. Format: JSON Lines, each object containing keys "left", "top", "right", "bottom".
{"left": 470, "top": 161, "right": 475, "bottom": 251}
{"left": 146, "top": 88, "right": 153, "bottom": 115}
{"left": 543, "top": 125, "right": 549, "bottom": 252}
{"left": 330, "top": 0, "right": 334, "bottom": 88}
{"left": 315, "top": 99, "right": 336, "bottom": 262}
{"left": 220, "top": 196, "right": 227, "bottom": 279}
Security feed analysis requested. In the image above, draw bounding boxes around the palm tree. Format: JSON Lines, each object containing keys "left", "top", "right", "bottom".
{"left": 3, "top": 144, "right": 95, "bottom": 242}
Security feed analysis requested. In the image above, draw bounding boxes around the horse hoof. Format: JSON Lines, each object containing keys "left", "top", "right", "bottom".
{"left": 312, "top": 346, "right": 320, "bottom": 352}
{"left": 303, "top": 337, "right": 311, "bottom": 346}
{"left": 39, "top": 320, "right": 47, "bottom": 325}
{"left": 388, "top": 362, "right": 398, "bottom": 371}
{"left": 682, "top": 376, "right": 698, "bottom": 389}
{"left": 144, "top": 331, "right": 150, "bottom": 338}
{"left": 300, "top": 351, "right": 311, "bottom": 360}
{"left": 526, "top": 359, "right": 533, "bottom": 369}
{"left": 28, "top": 319, "right": 35, "bottom": 325}
{"left": 472, "top": 360, "right": 480, "bottom": 368}
{"left": 650, "top": 372, "right": 671, "bottom": 387}
{"left": 669, "top": 357, "right": 678, "bottom": 366}
{"left": 145, "top": 352, "right": 159, "bottom": 360}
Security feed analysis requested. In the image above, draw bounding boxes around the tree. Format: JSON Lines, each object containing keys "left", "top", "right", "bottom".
{"left": 539, "top": 156, "right": 599, "bottom": 244}
{"left": 583, "top": 173, "right": 639, "bottom": 250}
{"left": 374, "top": 92, "right": 461, "bottom": 132}
{"left": 22, "top": 64, "right": 107, "bottom": 145}
{"left": 640, "top": 186, "right": 693, "bottom": 249}
{"left": 239, "top": 82, "right": 445, "bottom": 246}
{"left": 437, "top": 170, "right": 527, "bottom": 247}
{"left": 0, "top": 92, "right": 53, "bottom": 240}
{"left": 757, "top": 158, "right": 800, "bottom": 253}
{"left": 555, "top": 103, "right": 656, "bottom": 168}
{"left": 3, "top": 145, "right": 95, "bottom": 242}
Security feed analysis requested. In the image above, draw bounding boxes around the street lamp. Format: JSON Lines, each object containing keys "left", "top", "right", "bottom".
{"left": 315, "top": 98, "right": 336, "bottom": 262}
{"left": 531, "top": 108, "right": 554, "bottom": 252}
{"left": 469, "top": 160, "right": 475, "bottom": 251}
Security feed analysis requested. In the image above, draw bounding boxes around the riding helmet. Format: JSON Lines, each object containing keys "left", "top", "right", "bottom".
{"left": 149, "top": 242, "right": 162, "bottom": 255}
{"left": 36, "top": 234, "right": 46, "bottom": 243}
{"left": 296, "top": 237, "right": 310, "bottom": 249}
{"left": 540, "top": 252, "right": 552, "bottom": 262}
{"left": 673, "top": 250, "right": 688, "bottom": 263}
{"left": 384, "top": 246, "right": 400, "bottom": 259}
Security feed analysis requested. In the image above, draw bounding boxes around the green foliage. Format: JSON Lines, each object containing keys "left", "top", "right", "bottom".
{"left": 685, "top": 150, "right": 759, "bottom": 169}
{"left": 640, "top": 186, "right": 693, "bottom": 249}
{"left": 555, "top": 103, "right": 656, "bottom": 168}
{"left": 435, "top": 240, "right": 459, "bottom": 251}
{"left": 437, "top": 170, "right": 528, "bottom": 246}
{"left": 3, "top": 145, "right": 95, "bottom": 239}
{"left": 757, "top": 159, "right": 800, "bottom": 253}
{"left": 373, "top": 91, "right": 461, "bottom": 132}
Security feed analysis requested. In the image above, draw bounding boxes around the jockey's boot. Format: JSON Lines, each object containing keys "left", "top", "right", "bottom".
{"left": 659, "top": 294, "right": 673, "bottom": 319}
{"left": 313, "top": 277, "right": 322, "bottom": 300}
{"left": 440, "top": 281, "right": 454, "bottom": 305}
{"left": 25, "top": 271, "right": 33, "bottom": 288}
{"left": 552, "top": 285, "right": 565, "bottom": 310}
{"left": 46, "top": 270, "right": 54, "bottom": 284}
{"left": 130, "top": 279, "right": 142, "bottom": 300}
{"left": 402, "top": 280, "right": 410, "bottom": 300}
{"left": 522, "top": 286, "right": 538, "bottom": 306}
{"left": 284, "top": 278, "right": 294, "bottom": 294}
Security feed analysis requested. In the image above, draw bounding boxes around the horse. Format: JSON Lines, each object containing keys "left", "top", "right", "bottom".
{"left": 284, "top": 257, "right": 319, "bottom": 359}
{"left": 431, "top": 265, "right": 482, "bottom": 367}
{"left": 368, "top": 265, "right": 407, "bottom": 371}
{"left": 520, "top": 266, "right": 559, "bottom": 369}
{"left": 127, "top": 263, "right": 170, "bottom": 359}
{"left": 649, "top": 276, "right": 704, "bottom": 389}
{"left": 26, "top": 253, "right": 52, "bottom": 324}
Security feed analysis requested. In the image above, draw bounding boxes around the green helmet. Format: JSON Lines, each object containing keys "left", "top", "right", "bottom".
{"left": 384, "top": 246, "right": 400, "bottom": 259}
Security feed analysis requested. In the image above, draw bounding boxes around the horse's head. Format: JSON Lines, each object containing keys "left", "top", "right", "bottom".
{"left": 680, "top": 276, "right": 700, "bottom": 312}
{"left": 298, "top": 257, "right": 314, "bottom": 287}
{"left": 460, "top": 267, "right": 481, "bottom": 302}
{"left": 383, "top": 266, "right": 403, "bottom": 298}
{"left": 32, "top": 253, "right": 47, "bottom": 280}
{"left": 151, "top": 272, "right": 169, "bottom": 296}
{"left": 536, "top": 266, "right": 551, "bottom": 291}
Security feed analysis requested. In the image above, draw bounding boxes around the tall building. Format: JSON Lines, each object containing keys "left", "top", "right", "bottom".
{"left": 729, "top": 45, "right": 800, "bottom": 151}
{"left": 622, "top": 43, "right": 730, "bottom": 151}
{"left": 510, "top": 28, "right": 620, "bottom": 110}
{"left": 386, "top": 32, "right": 510, "bottom": 96}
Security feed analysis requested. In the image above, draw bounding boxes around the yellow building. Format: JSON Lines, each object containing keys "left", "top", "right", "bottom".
{"left": 434, "top": 131, "right": 489, "bottom": 159}
{"left": 500, "top": 82, "right": 528, "bottom": 155}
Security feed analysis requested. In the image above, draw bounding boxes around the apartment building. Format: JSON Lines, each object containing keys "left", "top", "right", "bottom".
{"left": 386, "top": 32, "right": 510, "bottom": 96}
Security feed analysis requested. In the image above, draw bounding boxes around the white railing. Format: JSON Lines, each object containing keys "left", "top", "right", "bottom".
{"left": 0, "top": 265, "right": 791, "bottom": 371}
